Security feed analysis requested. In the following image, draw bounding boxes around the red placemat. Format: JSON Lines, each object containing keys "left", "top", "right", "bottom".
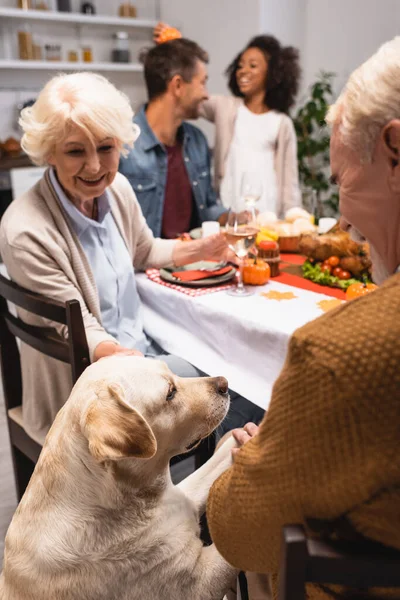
{"left": 275, "top": 271, "right": 346, "bottom": 299}
{"left": 145, "top": 269, "right": 236, "bottom": 297}
{"left": 278, "top": 253, "right": 346, "bottom": 300}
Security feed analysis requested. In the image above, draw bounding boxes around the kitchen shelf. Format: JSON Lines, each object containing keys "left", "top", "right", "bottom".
{"left": 0, "top": 59, "right": 144, "bottom": 72}
{"left": 0, "top": 7, "right": 157, "bottom": 28}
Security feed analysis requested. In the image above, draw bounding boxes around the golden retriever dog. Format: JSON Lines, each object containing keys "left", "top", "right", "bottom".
{"left": 0, "top": 356, "right": 238, "bottom": 600}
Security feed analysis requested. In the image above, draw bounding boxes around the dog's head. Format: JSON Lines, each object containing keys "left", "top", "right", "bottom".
{"left": 72, "top": 356, "right": 230, "bottom": 463}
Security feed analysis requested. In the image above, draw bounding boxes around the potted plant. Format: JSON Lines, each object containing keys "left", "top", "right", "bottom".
{"left": 293, "top": 71, "right": 339, "bottom": 220}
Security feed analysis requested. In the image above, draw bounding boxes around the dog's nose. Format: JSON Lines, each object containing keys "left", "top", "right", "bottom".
{"left": 215, "top": 376, "right": 229, "bottom": 395}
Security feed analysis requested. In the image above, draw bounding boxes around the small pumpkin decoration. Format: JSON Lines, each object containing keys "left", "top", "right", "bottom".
{"left": 345, "top": 282, "right": 378, "bottom": 301}
{"left": 242, "top": 258, "right": 271, "bottom": 286}
{"left": 156, "top": 27, "right": 182, "bottom": 44}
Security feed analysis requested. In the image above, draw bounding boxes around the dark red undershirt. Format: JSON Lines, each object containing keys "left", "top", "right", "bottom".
{"left": 161, "top": 142, "right": 196, "bottom": 239}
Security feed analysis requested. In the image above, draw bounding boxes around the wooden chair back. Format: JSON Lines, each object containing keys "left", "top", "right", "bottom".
{"left": 278, "top": 524, "right": 400, "bottom": 600}
{"left": 0, "top": 273, "right": 90, "bottom": 498}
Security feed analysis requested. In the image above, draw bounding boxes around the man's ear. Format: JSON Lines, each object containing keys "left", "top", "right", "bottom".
{"left": 81, "top": 383, "right": 157, "bottom": 463}
{"left": 382, "top": 120, "right": 400, "bottom": 193}
{"left": 168, "top": 73, "right": 184, "bottom": 97}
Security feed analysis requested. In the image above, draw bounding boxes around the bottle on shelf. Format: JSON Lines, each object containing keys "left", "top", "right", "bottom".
{"left": 17, "top": 26, "right": 34, "bottom": 60}
{"left": 112, "top": 32, "right": 130, "bottom": 63}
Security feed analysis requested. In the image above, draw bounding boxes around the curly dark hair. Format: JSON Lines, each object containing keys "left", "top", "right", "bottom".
{"left": 226, "top": 35, "right": 301, "bottom": 114}
{"left": 139, "top": 39, "right": 209, "bottom": 101}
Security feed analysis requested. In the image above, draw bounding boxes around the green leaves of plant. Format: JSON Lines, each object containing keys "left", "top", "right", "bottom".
{"left": 292, "top": 71, "right": 339, "bottom": 216}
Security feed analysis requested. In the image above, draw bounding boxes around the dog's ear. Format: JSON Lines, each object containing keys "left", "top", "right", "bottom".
{"left": 82, "top": 382, "right": 157, "bottom": 462}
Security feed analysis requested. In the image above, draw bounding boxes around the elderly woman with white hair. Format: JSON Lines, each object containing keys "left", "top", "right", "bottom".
{"left": 0, "top": 72, "right": 236, "bottom": 443}
{"left": 207, "top": 37, "right": 400, "bottom": 600}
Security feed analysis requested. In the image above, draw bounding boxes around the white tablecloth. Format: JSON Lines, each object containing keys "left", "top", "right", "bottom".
{"left": 137, "top": 274, "right": 342, "bottom": 410}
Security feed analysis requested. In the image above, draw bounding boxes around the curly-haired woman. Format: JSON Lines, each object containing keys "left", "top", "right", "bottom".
{"left": 154, "top": 26, "right": 302, "bottom": 216}
{"left": 201, "top": 35, "right": 302, "bottom": 215}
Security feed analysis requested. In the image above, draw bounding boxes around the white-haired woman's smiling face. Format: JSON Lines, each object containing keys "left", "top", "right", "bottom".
{"left": 48, "top": 124, "right": 120, "bottom": 204}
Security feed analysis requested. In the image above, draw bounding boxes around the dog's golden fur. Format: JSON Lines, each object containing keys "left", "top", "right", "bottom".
{"left": 0, "top": 356, "right": 237, "bottom": 600}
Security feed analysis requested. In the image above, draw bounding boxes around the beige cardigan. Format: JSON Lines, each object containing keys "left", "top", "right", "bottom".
{"left": 199, "top": 95, "right": 301, "bottom": 218}
{"left": 0, "top": 170, "right": 176, "bottom": 443}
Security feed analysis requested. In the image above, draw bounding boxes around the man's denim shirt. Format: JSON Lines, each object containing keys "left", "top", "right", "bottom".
{"left": 119, "top": 105, "right": 225, "bottom": 238}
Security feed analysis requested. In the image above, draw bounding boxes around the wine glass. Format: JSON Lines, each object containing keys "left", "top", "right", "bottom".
{"left": 225, "top": 199, "right": 259, "bottom": 297}
{"left": 240, "top": 172, "right": 263, "bottom": 209}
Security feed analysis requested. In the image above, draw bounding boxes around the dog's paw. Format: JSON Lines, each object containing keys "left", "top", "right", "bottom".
{"left": 215, "top": 434, "right": 239, "bottom": 465}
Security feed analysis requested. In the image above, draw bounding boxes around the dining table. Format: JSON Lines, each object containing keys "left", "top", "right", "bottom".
{"left": 137, "top": 254, "right": 345, "bottom": 411}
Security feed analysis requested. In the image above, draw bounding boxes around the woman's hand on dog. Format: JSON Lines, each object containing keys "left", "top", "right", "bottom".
{"left": 94, "top": 341, "right": 144, "bottom": 361}
{"left": 231, "top": 422, "right": 259, "bottom": 459}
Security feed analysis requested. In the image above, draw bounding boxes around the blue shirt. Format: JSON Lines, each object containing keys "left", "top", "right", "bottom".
{"left": 49, "top": 169, "right": 148, "bottom": 353}
{"left": 119, "top": 105, "right": 226, "bottom": 238}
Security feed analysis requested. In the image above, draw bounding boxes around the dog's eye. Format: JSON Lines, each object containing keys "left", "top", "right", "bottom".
{"left": 166, "top": 385, "right": 176, "bottom": 401}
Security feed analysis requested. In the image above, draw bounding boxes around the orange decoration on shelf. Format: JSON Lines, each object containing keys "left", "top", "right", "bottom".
{"left": 242, "top": 259, "right": 270, "bottom": 286}
{"left": 157, "top": 27, "right": 182, "bottom": 44}
{"left": 261, "top": 290, "right": 297, "bottom": 301}
{"left": 345, "top": 282, "right": 378, "bottom": 301}
{"left": 317, "top": 299, "right": 343, "bottom": 313}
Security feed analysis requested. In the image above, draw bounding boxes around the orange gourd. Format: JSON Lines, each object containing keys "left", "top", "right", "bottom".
{"left": 345, "top": 282, "right": 378, "bottom": 301}
{"left": 242, "top": 259, "right": 270, "bottom": 286}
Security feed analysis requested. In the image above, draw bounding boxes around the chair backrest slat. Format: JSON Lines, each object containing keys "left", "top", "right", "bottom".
{"left": 66, "top": 299, "right": 90, "bottom": 381}
{"left": 5, "top": 313, "right": 70, "bottom": 363}
{"left": 279, "top": 525, "right": 400, "bottom": 600}
{"left": 0, "top": 273, "right": 66, "bottom": 323}
{"left": 307, "top": 539, "right": 400, "bottom": 587}
{"left": 0, "top": 296, "right": 22, "bottom": 410}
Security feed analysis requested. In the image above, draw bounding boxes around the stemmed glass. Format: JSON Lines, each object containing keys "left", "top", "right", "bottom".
{"left": 225, "top": 176, "right": 261, "bottom": 296}
{"left": 240, "top": 172, "right": 263, "bottom": 208}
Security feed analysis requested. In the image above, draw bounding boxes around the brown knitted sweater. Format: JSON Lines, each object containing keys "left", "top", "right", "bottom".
{"left": 207, "top": 272, "right": 400, "bottom": 598}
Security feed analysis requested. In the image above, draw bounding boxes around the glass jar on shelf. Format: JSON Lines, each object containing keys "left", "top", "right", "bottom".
{"left": 45, "top": 44, "right": 62, "bottom": 61}
{"left": 68, "top": 50, "right": 78, "bottom": 62}
{"left": 82, "top": 47, "right": 93, "bottom": 62}
{"left": 17, "top": 0, "right": 32, "bottom": 9}
{"left": 56, "top": 0, "right": 71, "bottom": 12}
{"left": 118, "top": 2, "right": 136, "bottom": 17}
{"left": 81, "top": 1, "right": 96, "bottom": 13}
{"left": 111, "top": 32, "right": 130, "bottom": 63}
{"left": 32, "top": 36, "right": 42, "bottom": 60}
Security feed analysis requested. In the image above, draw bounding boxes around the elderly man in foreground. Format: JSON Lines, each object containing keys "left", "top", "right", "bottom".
{"left": 207, "top": 37, "right": 400, "bottom": 599}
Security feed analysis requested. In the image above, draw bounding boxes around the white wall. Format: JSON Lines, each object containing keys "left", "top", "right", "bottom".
{"left": 260, "top": 0, "right": 306, "bottom": 51}
{"left": 302, "top": 0, "right": 400, "bottom": 98}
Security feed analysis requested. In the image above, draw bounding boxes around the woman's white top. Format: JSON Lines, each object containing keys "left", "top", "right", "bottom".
{"left": 220, "top": 105, "right": 283, "bottom": 213}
